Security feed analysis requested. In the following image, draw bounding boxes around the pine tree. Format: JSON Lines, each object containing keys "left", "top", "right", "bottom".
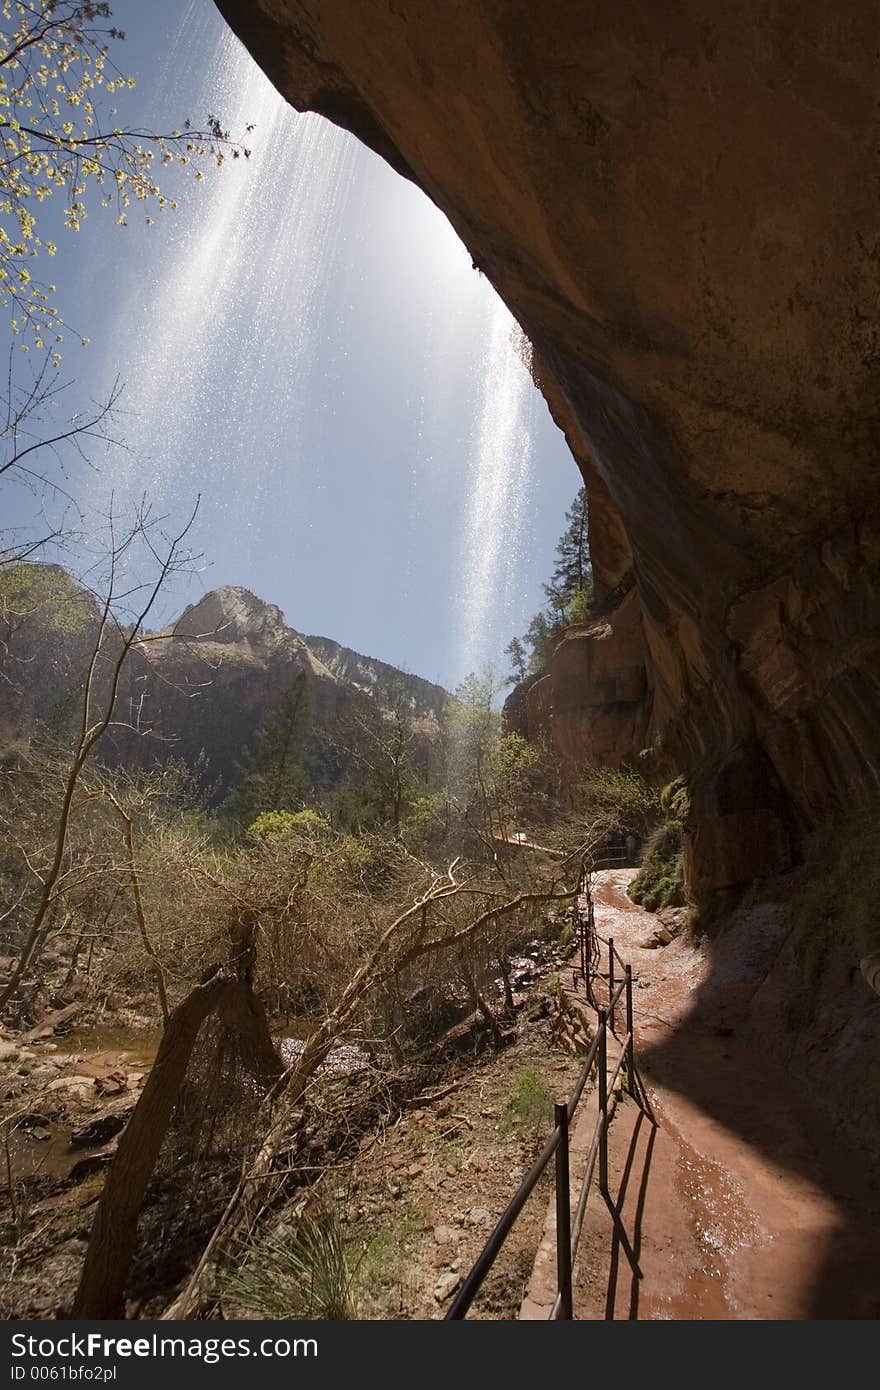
{"left": 524, "top": 611, "right": 553, "bottom": 674}
{"left": 225, "top": 672, "right": 314, "bottom": 828}
{"left": 514, "top": 485, "right": 594, "bottom": 681}
{"left": 546, "top": 486, "right": 592, "bottom": 608}
{"left": 504, "top": 636, "right": 528, "bottom": 685}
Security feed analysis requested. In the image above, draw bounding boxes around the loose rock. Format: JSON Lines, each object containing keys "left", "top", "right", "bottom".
{"left": 433, "top": 1271, "right": 461, "bottom": 1303}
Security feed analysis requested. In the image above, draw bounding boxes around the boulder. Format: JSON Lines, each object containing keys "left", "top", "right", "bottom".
{"left": 70, "top": 1100, "right": 134, "bottom": 1150}
{"left": 69, "top": 1144, "right": 117, "bottom": 1182}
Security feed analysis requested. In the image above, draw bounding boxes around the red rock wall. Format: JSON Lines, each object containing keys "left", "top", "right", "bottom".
{"left": 214, "top": 0, "right": 880, "bottom": 888}
{"left": 514, "top": 588, "right": 649, "bottom": 784}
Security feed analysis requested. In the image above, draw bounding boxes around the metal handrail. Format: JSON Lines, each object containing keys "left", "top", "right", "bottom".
{"left": 610, "top": 938, "right": 628, "bottom": 969}
{"left": 567, "top": 1029, "right": 602, "bottom": 1119}
{"left": 606, "top": 1031, "right": 633, "bottom": 1096}
{"left": 446, "top": 879, "right": 645, "bottom": 1321}
{"left": 605, "top": 936, "right": 629, "bottom": 1033}
{"left": 446, "top": 1123, "right": 563, "bottom": 1318}
{"left": 571, "top": 1114, "right": 604, "bottom": 1253}
{"left": 608, "top": 975, "right": 627, "bottom": 1011}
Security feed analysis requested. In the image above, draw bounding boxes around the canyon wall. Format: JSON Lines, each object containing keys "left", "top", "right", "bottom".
{"left": 215, "top": 0, "right": 880, "bottom": 888}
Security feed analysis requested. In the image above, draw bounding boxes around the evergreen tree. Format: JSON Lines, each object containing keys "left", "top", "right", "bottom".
{"left": 516, "top": 486, "right": 594, "bottom": 680}
{"left": 524, "top": 611, "right": 553, "bottom": 675}
{"left": 225, "top": 672, "right": 314, "bottom": 828}
{"left": 541, "top": 486, "right": 594, "bottom": 631}
{"left": 504, "top": 636, "right": 528, "bottom": 686}
{"left": 548, "top": 486, "right": 591, "bottom": 601}
{"left": 541, "top": 580, "right": 569, "bottom": 627}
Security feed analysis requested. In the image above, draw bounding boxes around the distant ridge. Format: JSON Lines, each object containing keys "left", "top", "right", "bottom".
{"left": 304, "top": 634, "right": 449, "bottom": 718}
{"left": 0, "top": 570, "right": 450, "bottom": 794}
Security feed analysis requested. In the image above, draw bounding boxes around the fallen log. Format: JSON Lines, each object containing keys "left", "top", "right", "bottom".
{"left": 21, "top": 1003, "right": 80, "bottom": 1042}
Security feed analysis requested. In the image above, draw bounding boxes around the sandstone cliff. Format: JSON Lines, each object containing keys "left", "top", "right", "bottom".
{"left": 214, "top": 0, "right": 880, "bottom": 888}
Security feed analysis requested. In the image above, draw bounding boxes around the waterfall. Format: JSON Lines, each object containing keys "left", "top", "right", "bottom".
{"left": 93, "top": 10, "right": 359, "bottom": 552}
{"left": 82, "top": 0, "right": 551, "bottom": 686}
{"left": 454, "top": 300, "right": 536, "bottom": 685}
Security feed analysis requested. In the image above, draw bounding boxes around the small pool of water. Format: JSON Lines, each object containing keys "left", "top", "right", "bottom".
{"left": 3, "top": 1014, "right": 366, "bottom": 1184}
{"left": 49, "top": 1024, "right": 161, "bottom": 1076}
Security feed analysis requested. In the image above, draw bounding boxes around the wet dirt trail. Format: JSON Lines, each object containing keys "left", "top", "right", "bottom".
{"left": 570, "top": 871, "right": 880, "bottom": 1320}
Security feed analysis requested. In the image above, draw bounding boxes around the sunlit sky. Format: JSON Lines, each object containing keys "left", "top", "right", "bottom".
{"left": 4, "top": 0, "right": 577, "bottom": 691}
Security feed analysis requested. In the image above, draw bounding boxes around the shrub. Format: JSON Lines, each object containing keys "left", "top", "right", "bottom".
{"left": 567, "top": 585, "right": 594, "bottom": 624}
{"left": 558, "top": 921, "right": 576, "bottom": 948}
{"left": 403, "top": 794, "right": 446, "bottom": 842}
{"left": 247, "top": 808, "right": 330, "bottom": 842}
{"left": 573, "top": 767, "right": 659, "bottom": 834}
{"left": 660, "top": 775, "right": 689, "bottom": 817}
{"left": 224, "top": 1210, "right": 360, "bottom": 1319}
{"left": 629, "top": 818, "right": 685, "bottom": 910}
{"left": 500, "top": 1065, "right": 553, "bottom": 1138}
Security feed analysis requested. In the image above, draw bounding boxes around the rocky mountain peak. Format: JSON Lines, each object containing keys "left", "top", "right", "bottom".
{"left": 172, "top": 586, "right": 297, "bottom": 647}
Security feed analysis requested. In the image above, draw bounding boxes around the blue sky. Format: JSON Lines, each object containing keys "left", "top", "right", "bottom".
{"left": 3, "top": 0, "right": 578, "bottom": 691}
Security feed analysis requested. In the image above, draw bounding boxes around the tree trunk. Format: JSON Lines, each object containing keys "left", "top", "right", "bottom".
{"left": 72, "top": 967, "right": 284, "bottom": 1319}
{"left": 498, "top": 952, "right": 515, "bottom": 1013}
{"left": 72, "top": 971, "right": 233, "bottom": 1319}
{"left": 218, "top": 981, "right": 284, "bottom": 1084}
{"left": 460, "top": 958, "right": 503, "bottom": 1049}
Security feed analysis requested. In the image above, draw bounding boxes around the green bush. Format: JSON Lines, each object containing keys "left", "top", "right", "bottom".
{"left": 629, "top": 818, "right": 685, "bottom": 911}
{"left": 248, "top": 808, "right": 330, "bottom": 842}
{"left": 500, "top": 1065, "right": 553, "bottom": 1138}
{"left": 575, "top": 767, "right": 659, "bottom": 833}
{"left": 403, "top": 794, "right": 445, "bottom": 841}
{"left": 660, "top": 775, "right": 689, "bottom": 817}
{"left": 567, "top": 584, "right": 594, "bottom": 625}
{"left": 558, "top": 921, "right": 576, "bottom": 948}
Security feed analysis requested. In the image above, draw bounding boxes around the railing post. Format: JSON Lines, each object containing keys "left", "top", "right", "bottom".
{"left": 580, "top": 908, "right": 586, "bottom": 994}
{"left": 586, "top": 915, "right": 592, "bottom": 995}
{"left": 585, "top": 896, "right": 596, "bottom": 1006}
{"left": 608, "top": 937, "right": 616, "bottom": 1034}
{"left": 554, "top": 1101, "right": 573, "bottom": 1319}
{"left": 597, "top": 1008, "right": 609, "bottom": 1198}
{"left": 625, "top": 964, "right": 636, "bottom": 1098}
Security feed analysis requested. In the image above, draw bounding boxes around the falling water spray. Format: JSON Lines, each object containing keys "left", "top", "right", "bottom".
{"left": 93, "top": 15, "right": 359, "bottom": 544}
{"left": 85, "top": 1, "right": 544, "bottom": 687}
{"left": 455, "top": 297, "right": 536, "bottom": 685}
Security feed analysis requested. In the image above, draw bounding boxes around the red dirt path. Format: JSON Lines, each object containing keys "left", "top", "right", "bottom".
{"left": 548, "top": 871, "right": 880, "bottom": 1320}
